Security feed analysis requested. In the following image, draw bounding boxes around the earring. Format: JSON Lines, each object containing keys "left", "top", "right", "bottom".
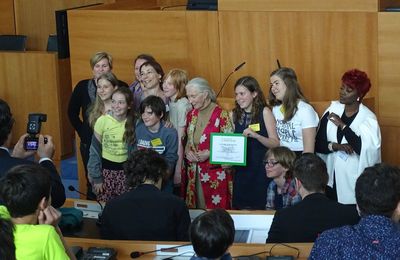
{"left": 357, "top": 97, "right": 360, "bottom": 102}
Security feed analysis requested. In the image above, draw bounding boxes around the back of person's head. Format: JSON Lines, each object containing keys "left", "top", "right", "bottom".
{"left": 134, "top": 54, "right": 156, "bottom": 64}
{"left": 190, "top": 209, "right": 235, "bottom": 259}
{"left": 124, "top": 149, "right": 168, "bottom": 188}
{"left": 265, "top": 146, "right": 297, "bottom": 179}
{"left": 140, "top": 95, "right": 166, "bottom": 119}
{"left": 0, "top": 164, "right": 51, "bottom": 218}
{"left": 0, "top": 99, "right": 14, "bottom": 146}
{"left": 293, "top": 153, "right": 328, "bottom": 193}
{"left": 356, "top": 163, "right": 400, "bottom": 218}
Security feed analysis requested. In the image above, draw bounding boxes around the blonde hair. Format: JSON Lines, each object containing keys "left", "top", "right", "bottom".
{"left": 90, "top": 52, "right": 113, "bottom": 70}
{"left": 88, "top": 72, "right": 119, "bottom": 128}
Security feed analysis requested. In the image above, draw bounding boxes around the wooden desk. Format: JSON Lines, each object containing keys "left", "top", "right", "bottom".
{"left": 63, "top": 198, "right": 275, "bottom": 243}
{"left": 65, "top": 237, "right": 313, "bottom": 259}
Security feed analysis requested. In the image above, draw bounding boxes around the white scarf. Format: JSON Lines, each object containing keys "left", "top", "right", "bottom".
{"left": 318, "top": 101, "right": 381, "bottom": 204}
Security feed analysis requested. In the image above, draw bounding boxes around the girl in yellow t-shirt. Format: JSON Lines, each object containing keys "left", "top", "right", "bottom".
{"left": 88, "top": 87, "right": 136, "bottom": 202}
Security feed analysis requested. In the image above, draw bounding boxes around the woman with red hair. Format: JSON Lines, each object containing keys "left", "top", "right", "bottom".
{"left": 316, "top": 69, "right": 381, "bottom": 204}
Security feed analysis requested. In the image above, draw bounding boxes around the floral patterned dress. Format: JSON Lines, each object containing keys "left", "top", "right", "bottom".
{"left": 183, "top": 105, "right": 233, "bottom": 209}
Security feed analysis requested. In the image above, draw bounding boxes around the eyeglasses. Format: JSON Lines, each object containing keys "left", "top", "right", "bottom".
{"left": 263, "top": 160, "right": 280, "bottom": 167}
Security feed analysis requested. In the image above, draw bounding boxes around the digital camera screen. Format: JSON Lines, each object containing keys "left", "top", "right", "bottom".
{"left": 24, "top": 140, "right": 38, "bottom": 150}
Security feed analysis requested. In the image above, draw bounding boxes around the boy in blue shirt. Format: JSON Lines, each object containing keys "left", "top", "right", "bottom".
{"left": 134, "top": 96, "right": 178, "bottom": 192}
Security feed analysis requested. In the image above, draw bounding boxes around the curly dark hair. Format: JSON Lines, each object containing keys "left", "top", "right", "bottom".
{"left": 341, "top": 69, "right": 371, "bottom": 101}
{"left": 124, "top": 149, "right": 168, "bottom": 188}
{"left": 0, "top": 99, "right": 14, "bottom": 146}
{"left": 356, "top": 163, "right": 400, "bottom": 218}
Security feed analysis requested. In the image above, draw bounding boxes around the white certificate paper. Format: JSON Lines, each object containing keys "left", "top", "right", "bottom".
{"left": 210, "top": 133, "right": 247, "bottom": 166}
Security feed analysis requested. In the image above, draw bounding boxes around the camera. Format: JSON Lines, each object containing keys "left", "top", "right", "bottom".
{"left": 23, "top": 113, "right": 47, "bottom": 151}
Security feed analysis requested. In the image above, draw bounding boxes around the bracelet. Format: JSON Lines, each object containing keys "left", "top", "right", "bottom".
{"left": 341, "top": 124, "right": 347, "bottom": 130}
{"left": 328, "top": 142, "right": 334, "bottom": 152}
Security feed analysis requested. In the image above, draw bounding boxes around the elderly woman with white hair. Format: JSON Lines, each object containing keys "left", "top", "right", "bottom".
{"left": 183, "top": 77, "right": 233, "bottom": 209}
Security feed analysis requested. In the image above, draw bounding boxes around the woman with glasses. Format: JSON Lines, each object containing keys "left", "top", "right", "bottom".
{"left": 230, "top": 76, "right": 279, "bottom": 210}
{"left": 265, "top": 146, "right": 301, "bottom": 210}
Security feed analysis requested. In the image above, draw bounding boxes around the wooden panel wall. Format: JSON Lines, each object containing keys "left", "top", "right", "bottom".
{"left": 0, "top": 52, "right": 69, "bottom": 161}
{"left": 0, "top": 0, "right": 15, "bottom": 34}
{"left": 218, "top": 12, "right": 378, "bottom": 103}
{"left": 219, "top": 0, "right": 378, "bottom": 12}
{"left": 68, "top": 9, "right": 220, "bottom": 194}
{"left": 378, "top": 13, "right": 400, "bottom": 166}
{"left": 13, "top": 0, "right": 113, "bottom": 51}
{"left": 68, "top": 10, "right": 220, "bottom": 89}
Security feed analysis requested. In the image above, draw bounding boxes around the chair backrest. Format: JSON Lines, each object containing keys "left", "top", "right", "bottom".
{"left": 0, "top": 35, "right": 27, "bottom": 51}
{"left": 47, "top": 34, "right": 58, "bottom": 52}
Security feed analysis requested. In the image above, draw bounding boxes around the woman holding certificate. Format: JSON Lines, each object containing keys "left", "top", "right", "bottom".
{"left": 268, "top": 67, "right": 319, "bottom": 156}
{"left": 183, "top": 77, "right": 233, "bottom": 209}
{"left": 230, "top": 76, "right": 280, "bottom": 209}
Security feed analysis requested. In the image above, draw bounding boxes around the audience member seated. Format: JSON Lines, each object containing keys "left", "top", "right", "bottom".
{"left": 0, "top": 165, "right": 75, "bottom": 260}
{"left": 266, "top": 154, "right": 359, "bottom": 243}
{"left": 310, "top": 163, "right": 400, "bottom": 259}
{"left": 265, "top": 146, "right": 301, "bottom": 210}
{"left": 0, "top": 99, "right": 65, "bottom": 208}
{"left": 190, "top": 208, "right": 234, "bottom": 260}
{"left": 100, "top": 149, "right": 190, "bottom": 241}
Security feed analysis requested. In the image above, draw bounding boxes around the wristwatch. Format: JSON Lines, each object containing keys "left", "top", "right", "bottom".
{"left": 328, "top": 142, "right": 334, "bottom": 152}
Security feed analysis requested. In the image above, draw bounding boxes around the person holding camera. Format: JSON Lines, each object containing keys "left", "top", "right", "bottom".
{"left": 0, "top": 99, "right": 66, "bottom": 208}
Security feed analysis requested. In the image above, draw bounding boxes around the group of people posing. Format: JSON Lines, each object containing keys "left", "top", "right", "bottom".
{"left": 68, "top": 51, "right": 381, "bottom": 212}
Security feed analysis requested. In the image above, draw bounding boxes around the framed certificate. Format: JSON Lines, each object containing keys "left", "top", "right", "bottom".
{"left": 210, "top": 133, "right": 247, "bottom": 166}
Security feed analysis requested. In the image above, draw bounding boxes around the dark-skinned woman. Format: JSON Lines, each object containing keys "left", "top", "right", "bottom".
{"left": 315, "top": 69, "right": 381, "bottom": 204}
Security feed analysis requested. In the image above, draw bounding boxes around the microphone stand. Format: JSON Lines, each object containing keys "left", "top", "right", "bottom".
{"left": 216, "top": 61, "right": 246, "bottom": 97}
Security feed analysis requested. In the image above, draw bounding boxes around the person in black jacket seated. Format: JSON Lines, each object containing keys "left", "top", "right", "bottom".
{"left": 67, "top": 51, "right": 128, "bottom": 199}
{"left": 266, "top": 153, "right": 360, "bottom": 243}
{"left": 190, "top": 209, "right": 235, "bottom": 260}
{"left": 0, "top": 99, "right": 65, "bottom": 208}
{"left": 100, "top": 149, "right": 191, "bottom": 241}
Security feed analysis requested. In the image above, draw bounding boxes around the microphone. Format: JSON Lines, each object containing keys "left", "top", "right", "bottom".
{"left": 68, "top": 185, "right": 104, "bottom": 225}
{"left": 216, "top": 61, "right": 246, "bottom": 97}
{"left": 130, "top": 243, "right": 192, "bottom": 258}
{"left": 276, "top": 59, "right": 281, "bottom": 68}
